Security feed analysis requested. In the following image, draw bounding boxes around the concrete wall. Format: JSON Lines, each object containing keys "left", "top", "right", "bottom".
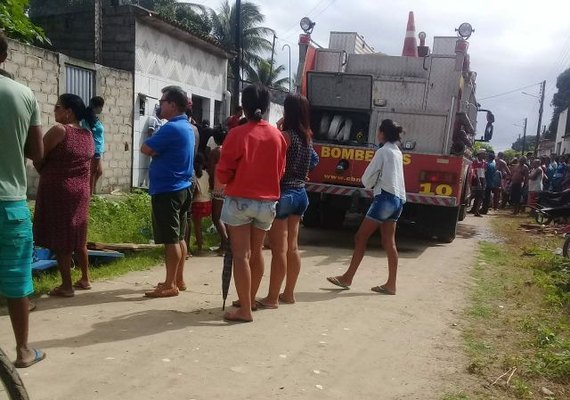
{"left": 1, "top": 38, "right": 134, "bottom": 196}
{"left": 555, "top": 108, "right": 570, "bottom": 155}
{"left": 132, "top": 20, "right": 228, "bottom": 187}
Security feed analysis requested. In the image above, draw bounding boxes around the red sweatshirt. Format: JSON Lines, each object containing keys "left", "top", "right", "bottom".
{"left": 216, "top": 120, "right": 287, "bottom": 200}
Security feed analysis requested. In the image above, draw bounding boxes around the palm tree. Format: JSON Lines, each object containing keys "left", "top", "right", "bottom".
{"left": 247, "top": 59, "right": 289, "bottom": 91}
{"left": 209, "top": 0, "right": 273, "bottom": 77}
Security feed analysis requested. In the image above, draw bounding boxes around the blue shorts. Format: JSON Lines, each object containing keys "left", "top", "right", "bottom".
{"left": 366, "top": 191, "right": 404, "bottom": 223}
{"left": 221, "top": 197, "right": 277, "bottom": 231}
{"left": 276, "top": 188, "right": 309, "bottom": 220}
{"left": 0, "top": 201, "right": 34, "bottom": 299}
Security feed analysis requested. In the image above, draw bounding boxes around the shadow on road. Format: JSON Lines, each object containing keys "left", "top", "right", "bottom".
{"left": 32, "top": 307, "right": 225, "bottom": 349}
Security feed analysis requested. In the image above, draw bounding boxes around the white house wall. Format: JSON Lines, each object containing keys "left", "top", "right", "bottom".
{"left": 555, "top": 108, "right": 570, "bottom": 155}
{"left": 132, "top": 20, "right": 228, "bottom": 187}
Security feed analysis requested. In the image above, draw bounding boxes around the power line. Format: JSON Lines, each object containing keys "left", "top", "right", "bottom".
{"left": 479, "top": 82, "right": 542, "bottom": 101}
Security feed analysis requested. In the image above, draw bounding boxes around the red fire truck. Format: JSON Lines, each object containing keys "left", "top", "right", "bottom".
{"left": 297, "top": 18, "right": 494, "bottom": 242}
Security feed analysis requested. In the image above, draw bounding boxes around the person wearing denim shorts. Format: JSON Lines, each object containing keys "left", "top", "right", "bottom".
{"left": 217, "top": 85, "right": 287, "bottom": 322}
{"left": 0, "top": 32, "right": 46, "bottom": 368}
{"left": 327, "top": 119, "right": 406, "bottom": 296}
{"left": 258, "top": 94, "right": 319, "bottom": 309}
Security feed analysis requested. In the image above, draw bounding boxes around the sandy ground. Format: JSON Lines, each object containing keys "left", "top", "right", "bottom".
{"left": 0, "top": 216, "right": 486, "bottom": 400}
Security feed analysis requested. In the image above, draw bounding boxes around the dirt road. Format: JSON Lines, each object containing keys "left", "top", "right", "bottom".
{"left": 0, "top": 217, "right": 485, "bottom": 399}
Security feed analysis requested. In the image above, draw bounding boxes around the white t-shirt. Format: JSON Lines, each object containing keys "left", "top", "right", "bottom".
{"left": 361, "top": 142, "right": 406, "bottom": 201}
{"left": 193, "top": 170, "right": 211, "bottom": 203}
{"left": 529, "top": 168, "right": 543, "bottom": 192}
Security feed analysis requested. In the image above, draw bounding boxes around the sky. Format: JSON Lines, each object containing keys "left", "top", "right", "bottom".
{"left": 192, "top": 0, "right": 570, "bottom": 151}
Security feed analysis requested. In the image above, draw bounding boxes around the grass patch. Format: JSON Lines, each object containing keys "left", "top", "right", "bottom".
{"left": 30, "top": 192, "right": 220, "bottom": 296}
{"left": 456, "top": 214, "right": 570, "bottom": 399}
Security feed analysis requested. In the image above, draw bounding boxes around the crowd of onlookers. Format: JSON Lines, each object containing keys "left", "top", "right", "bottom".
{"left": 468, "top": 148, "right": 569, "bottom": 217}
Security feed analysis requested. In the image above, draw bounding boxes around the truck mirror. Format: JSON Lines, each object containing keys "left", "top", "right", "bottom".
{"left": 484, "top": 122, "right": 493, "bottom": 142}
{"left": 486, "top": 111, "right": 495, "bottom": 124}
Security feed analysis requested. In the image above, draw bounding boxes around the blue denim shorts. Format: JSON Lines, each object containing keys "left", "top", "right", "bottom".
{"left": 221, "top": 197, "right": 277, "bottom": 231}
{"left": 276, "top": 188, "right": 309, "bottom": 220}
{"left": 366, "top": 191, "right": 404, "bottom": 223}
{"left": 0, "top": 200, "right": 34, "bottom": 299}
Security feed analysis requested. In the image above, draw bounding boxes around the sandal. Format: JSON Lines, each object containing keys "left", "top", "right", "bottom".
{"left": 48, "top": 287, "right": 75, "bottom": 298}
{"left": 223, "top": 311, "right": 253, "bottom": 323}
{"left": 326, "top": 276, "right": 350, "bottom": 289}
{"left": 371, "top": 285, "right": 396, "bottom": 295}
{"left": 73, "top": 281, "right": 92, "bottom": 290}
{"left": 278, "top": 294, "right": 295, "bottom": 304}
{"left": 156, "top": 282, "right": 187, "bottom": 291}
{"left": 14, "top": 348, "right": 46, "bottom": 368}
{"left": 144, "top": 287, "right": 179, "bottom": 298}
{"left": 255, "top": 299, "right": 278, "bottom": 310}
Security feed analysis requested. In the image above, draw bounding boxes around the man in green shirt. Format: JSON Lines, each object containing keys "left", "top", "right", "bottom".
{"left": 0, "top": 32, "right": 46, "bottom": 368}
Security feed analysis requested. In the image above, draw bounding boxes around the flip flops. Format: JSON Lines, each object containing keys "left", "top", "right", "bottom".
{"left": 326, "top": 276, "right": 350, "bottom": 289}
{"left": 73, "top": 281, "right": 92, "bottom": 290}
{"left": 144, "top": 287, "right": 179, "bottom": 298}
{"left": 14, "top": 348, "right": 46, "bottom": 368}
{"left": 255, "top": 300, "right": 278, "bottom": 310}
{"left": 48, "top": 287, "right": 75, "bottom": 298}
{"left": 371, "top": 285, "right": 396, "bottom": 295}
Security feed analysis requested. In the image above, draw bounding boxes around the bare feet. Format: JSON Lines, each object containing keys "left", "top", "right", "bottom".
{"left": 278, "top": 293, "right": 295, "bottom": 304}
{"left": 223, "top": 309, "right": 253, "bottom": 323}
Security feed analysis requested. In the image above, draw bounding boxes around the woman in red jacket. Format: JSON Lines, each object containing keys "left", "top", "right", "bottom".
{"left": 216, "top": 85, "right": 287, "bottom": 322}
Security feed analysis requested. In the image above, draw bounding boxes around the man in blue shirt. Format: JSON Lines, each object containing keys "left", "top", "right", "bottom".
{"left": 141, "top": 86, "right": 195, "bottom": 298}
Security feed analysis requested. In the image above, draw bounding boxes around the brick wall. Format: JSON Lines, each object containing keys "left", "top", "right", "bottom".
{"left": 1, "top": 38, "right": 134, "bottom": 196}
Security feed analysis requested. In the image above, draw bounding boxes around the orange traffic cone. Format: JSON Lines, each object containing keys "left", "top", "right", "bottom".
{"left": 402, "top": 11, "right": 418, "bottom": 57}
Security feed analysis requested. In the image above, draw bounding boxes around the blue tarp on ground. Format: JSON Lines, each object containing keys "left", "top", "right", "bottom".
{"left": 31, "top": 248, "right": 124, "bottom": 272}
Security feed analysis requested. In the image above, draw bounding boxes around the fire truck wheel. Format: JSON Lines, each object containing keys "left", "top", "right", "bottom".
{"left": 321, "top": 207, "right": 346, "bottom": 229}
{"left": 458, "top": 205, "right": 467, "bottom": 222}
{"left": 433, "top": 207, "right": 460, "bottom": 243}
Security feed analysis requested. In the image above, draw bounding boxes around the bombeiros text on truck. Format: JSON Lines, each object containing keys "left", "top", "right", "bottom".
{"left": 296, "top": 13, "right": 495, "bottom": 242}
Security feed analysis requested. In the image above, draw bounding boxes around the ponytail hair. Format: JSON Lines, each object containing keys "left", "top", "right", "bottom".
{"left": 379, "top": 119, "right": 404, "bottom": 143}
{"left": 83, "top": 106, "right": 98, "bottom": 130}
{"left": 194, "top": 152, "right": 206, "bottom": 178}
{"left": 58, "top": 94, "right": 95, "bottom": 127}
{"left": 241, "top": 84, "right": 270, "bottom": 122}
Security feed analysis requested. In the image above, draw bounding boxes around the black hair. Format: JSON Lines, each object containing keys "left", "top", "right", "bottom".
{"left": 283, "top": 93, "right": 312, "bottom": 143}
{"left": 212, "top": 125, "right": 226, "bottom": 146}
{"left": 89, "top": 96, "right": 105, "bottom": 108}
{"left": 0, "top": 31, "right": 7, "bottom": 57}
{"left": 487, "top": 152, "right": 495, "bottom": 161}
{"left": 379, "top": 119, "right": 403, "bottom": 143}
{"left": 194, "top": 152, "right": 206, "bottom": 178}
{"left": 238, "top": 117, "right": 248, "bottom": 126}
{"left": 59, "top": 93, "right": 97, "bottom": 128}
{"left": 161, "top": 85, "right": 188, "bottom": 113}
{"left": 241, "top": 84, "right": 270, "bottom": 122}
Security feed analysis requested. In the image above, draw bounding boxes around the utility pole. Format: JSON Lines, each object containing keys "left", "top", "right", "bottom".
{"left": 269, "top": 33, "right": 276, "bottom": 82}
{"left": 522, "top": 117, "right": 528, "bottom": 155}
{"left": 94, "top": 0, "right": 103, "bottom": 64}
{"left": 231, "top": 0, "right": 242, "bottom": 113}
{"left": 534, "top": 80, "right": 546, "bottom": 157}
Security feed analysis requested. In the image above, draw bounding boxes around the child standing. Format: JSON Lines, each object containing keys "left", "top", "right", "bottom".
{"left": 207, "top": 127, "right": 228, "bottom": 255}
{"left": 191, "top": 153, "right": 212, "bottom": 254}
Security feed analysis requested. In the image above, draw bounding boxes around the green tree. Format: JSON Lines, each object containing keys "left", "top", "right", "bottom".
{"left": 0, "top": 0, "right": 50, "bottom": 44}
{"left": 502, "top": 149, "right": 519, "bottom": 162}
{"left": 472, "top": 141, "right": 494, "bottom": 154}
{"left": 511, "top": 135, "right": 537, "bottom": 153}
{"left": 547, "top": 67, "right": 570, "bottom": 139}
{"left": 246, "top": 58, "right": 288, "bottom": 90}
{"left": 210, "top": 0, "right": 273, "bottom": 77}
